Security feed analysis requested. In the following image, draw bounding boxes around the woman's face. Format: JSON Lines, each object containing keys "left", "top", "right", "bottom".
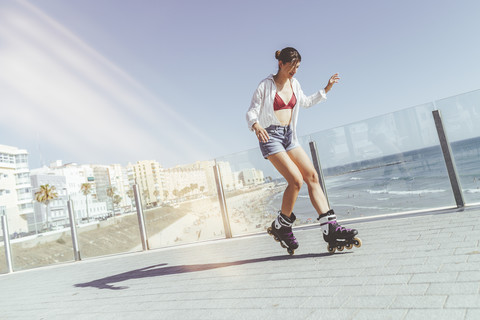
{"left": 279, "top": 60, "right": 300, "bottom": 78}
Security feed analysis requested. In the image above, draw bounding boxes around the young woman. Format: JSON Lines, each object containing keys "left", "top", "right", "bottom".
{"left": 246, "top": 47, "right": 361, "bottom": 255}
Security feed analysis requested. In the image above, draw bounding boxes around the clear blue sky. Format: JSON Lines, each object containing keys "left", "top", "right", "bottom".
{"left": 1, "top": 0, "right": 480, "bottom": 169}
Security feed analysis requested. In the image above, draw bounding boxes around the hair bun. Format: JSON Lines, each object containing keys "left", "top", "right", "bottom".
{"left": 275, "top": 50, "right": 281, "bottom": 60}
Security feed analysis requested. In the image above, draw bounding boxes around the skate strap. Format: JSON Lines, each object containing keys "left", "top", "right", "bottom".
{"left": 317, "top": 214, "right": 337, "bottom": 222}
{"left": 276, "top": 213, "right": 293, "bottom": 227}
{"left": 317, "top": 209, "right": 335, "bottom": 220}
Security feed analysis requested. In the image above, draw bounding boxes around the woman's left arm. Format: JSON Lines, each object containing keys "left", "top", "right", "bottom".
{"left": 297, "top": 73, "right": 340, "bottom": 108}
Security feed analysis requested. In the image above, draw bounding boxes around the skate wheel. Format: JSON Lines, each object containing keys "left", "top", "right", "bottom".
{"left": 353, "top": 237, "right": 362, "bottom": 248}
{"left": 287, "top": 248, "right": 294, "bottom": 255}
{"left": 273, "top": 236, "right": 280, "bottom": 242}
{"left": 337, "top": 245, "right": 344, "bottom": 252}
{"left": 267, "top": 227, "right": 273, "bottom": 235}
{"left": 345, "top": 243, "right": 353, "bottom": 250}
{"left": 280, "top": 242, "right": 287, "bottom": 249}
{"left": 327, "top": 244, "right": 336, "bottom": 254}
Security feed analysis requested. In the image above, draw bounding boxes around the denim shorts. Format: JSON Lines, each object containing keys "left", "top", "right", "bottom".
{"left": 259, "top": 125, "right": 299, "bottom": 159}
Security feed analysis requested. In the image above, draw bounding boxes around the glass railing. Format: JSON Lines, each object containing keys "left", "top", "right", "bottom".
{"left": 144, "top": 159, "right": 225, "bottom": 249}
{"left": 11, "top": 228, "right": 74, "bottom": 272}
{"left": 215, "top": 148, "right": 284, "bottom": 236}
{"left": 76, "top": 210, "right": 143, "bottom": 259}
{"left": 7, "top": 203, "right": 74, "bottom": 271}
{"left": 309, "top": 103, "right": 456, "bottom": 220}
{"left": 2, "top": 89, "right": 479, "bottom": 274}
{"left": 144, "top": 194, "right": 225, "bottom": 249}
{"left": 434, "top": 90, "right": 480, "bottom": 205}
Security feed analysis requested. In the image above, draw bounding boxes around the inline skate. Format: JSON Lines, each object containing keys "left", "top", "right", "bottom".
{"left": 267, "top": 211, "right": 298, "bottom": 255}
{"left": 318, "top": 209, "right": 362, "bottom": 254}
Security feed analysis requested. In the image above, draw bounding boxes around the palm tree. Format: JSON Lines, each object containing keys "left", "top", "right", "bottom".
{"left": 80, "top": 183, "right": 92, "bottom": 222}
{"left": 113, "top": 195, "right": 122, "bottom": 215}
{"left": 142, "top": 189, "right": 149, "bottom": 206}
{"left": 34, "top": 184, "right": 58, "bottom": 231}
{"left": 106, "top": 186, "right": 117, "bottom": 217}
{"left": 153, "top": 189, "right": 160, "bottom": 205}
{"left": 126, "top": 189, "right": 135, "bottom": 209}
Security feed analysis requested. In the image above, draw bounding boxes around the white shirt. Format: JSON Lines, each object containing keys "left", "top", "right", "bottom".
{"left": 246, "top": 74, "right": 327, "bottom": 144}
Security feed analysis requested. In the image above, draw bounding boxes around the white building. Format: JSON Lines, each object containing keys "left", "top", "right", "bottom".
{"left": 30, "top": 173, "right": 69, "bottom": 230}
{"left": 30, "top": 164, "right": 110, "bottom": 228}
{"left": 162, "top": 161, "right": 215, "bottom": 201}
{"left": 0, "top": 145, "right": 33, "bottom": 235}
{"left": 238, "top": 168, "right": 265, "bottom": 186}
{"left": 215, "top": 161, "right": 237, "bottom": 191}
{"left": 127, "top": 160, "right": 163, "bottom": 207}
{"left": 108, "top": 164, "right": 133, "bottom": 210}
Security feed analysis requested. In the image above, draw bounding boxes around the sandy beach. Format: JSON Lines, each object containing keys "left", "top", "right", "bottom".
{"left": 141, "top": 184, "right": 284, "bottom": 249}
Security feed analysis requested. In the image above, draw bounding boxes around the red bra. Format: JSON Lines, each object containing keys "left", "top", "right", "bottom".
{"left": 274, "top": 92, "right": 297, "bottom": 111}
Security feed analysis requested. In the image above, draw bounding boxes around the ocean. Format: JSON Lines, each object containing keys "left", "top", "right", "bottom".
{"left": 267, "top": 137, "right": 480, "bottom": 223}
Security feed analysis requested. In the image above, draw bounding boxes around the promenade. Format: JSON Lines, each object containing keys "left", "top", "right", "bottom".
{"left": 1, "top": 206, "right": 479, "bottom": 320}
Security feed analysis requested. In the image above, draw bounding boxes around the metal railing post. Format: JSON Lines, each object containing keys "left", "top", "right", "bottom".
{"left": 1, "top": 215, "right": 13, "bottom": 273}
{"left": 67, "top": 200, "right": 81, "bottom": 261}
{"left": 309, "top": 141, "right": 330, "bottom": 208}
{"left": 213, "top": 164, "right": 232, "bottom": 238}
{"left": 432, "top": 110, "right": 465, "bottom": 208}
{"left": 133, "top": 184, "right": 149, "bottom": 250}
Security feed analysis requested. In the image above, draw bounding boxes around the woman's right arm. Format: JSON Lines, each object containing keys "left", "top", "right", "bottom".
{"left": 246, "top": 82, "right": 264, "bottom": 130}
{"left": 246, "top": 81, "right": 269, "bottom": 143}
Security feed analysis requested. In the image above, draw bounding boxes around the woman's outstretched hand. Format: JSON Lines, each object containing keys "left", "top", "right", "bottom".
{"left": 324, "top": 73, "right": 340, "bottom": 93}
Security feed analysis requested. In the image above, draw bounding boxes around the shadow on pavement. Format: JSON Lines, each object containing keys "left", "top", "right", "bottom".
{"left": 74, "top": 252, "right": 333, "bottom": 290}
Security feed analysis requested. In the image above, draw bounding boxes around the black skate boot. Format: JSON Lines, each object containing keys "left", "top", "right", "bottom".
{"left": 267, "top": 211, "right": 298, "bottom": 255}
{"left": 318, "top": 209, "right": 362, "bottom": 254}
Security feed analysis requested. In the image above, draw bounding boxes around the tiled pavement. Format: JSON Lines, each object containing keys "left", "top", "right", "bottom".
{"left": 1, "top": 207, "right": 479, "bottom": 320}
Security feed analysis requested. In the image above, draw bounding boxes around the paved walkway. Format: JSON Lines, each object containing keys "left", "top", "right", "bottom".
{"left": 1, "top": 207, "right": 480, "bottom": 320}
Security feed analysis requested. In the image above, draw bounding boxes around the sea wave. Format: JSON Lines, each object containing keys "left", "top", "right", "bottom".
{"left": 367, "top": 189, "right": 446, "bottom": 195}
{"left": 464, "top": 188, "right": 480, "bottom": 194}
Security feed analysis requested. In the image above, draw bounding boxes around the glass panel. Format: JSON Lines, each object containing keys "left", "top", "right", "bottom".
{"left": 9, "top": 204, "right": 74, "bottom": 271}
{"left": 215, "top": 147, "right": 286, "bottom": 236}
{"left": 144, "top": 160, "right": 225, "bottom": 248}
{"left": 310, "top": 103, "right": 456, "bottom": 219}
{"left": 77, "top": 200, "right": 143, "bottom": 259}
{"left": 434, "top": 89, "right": 480, "bottom": 205}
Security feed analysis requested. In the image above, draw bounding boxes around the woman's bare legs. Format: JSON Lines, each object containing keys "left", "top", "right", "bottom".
{"left": 286, "top": 147, "right": 330, "bottom": 215}
{"left": 269, "top": 147, "right": 361, "bottom": 254}
{"left": 268, "top": 151, "right": 304, "bottom": 217}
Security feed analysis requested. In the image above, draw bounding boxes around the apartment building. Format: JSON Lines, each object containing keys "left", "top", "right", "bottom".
{"left": 30, "top": 163, "right": 110, "bottom": 228}
{"left": 127, "top": 160, "right": 163, "bottom": 206}
{"left": 108, "top": 164, "right": 132, "bottom": 210}
{"left": 238, "top": 168, "right": 265, "bottom": 186}
{"left": 162, "top": 161, "right": 213, "bottom": 201}
{"left": 0, "top": 145, "right": 33, "bottom": 235}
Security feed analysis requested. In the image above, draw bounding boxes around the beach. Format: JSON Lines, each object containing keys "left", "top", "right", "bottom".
{"left": 141, "top": 184, "right": 284, "bottom": 249}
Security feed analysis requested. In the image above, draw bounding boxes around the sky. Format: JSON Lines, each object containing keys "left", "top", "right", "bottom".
{"left": 1, "top": 0, "right": 480, "bottom": 169}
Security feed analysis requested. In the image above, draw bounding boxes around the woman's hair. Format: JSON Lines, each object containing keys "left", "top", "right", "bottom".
{"left": 275, "top": 47, "right": 301, "bottom": 64}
